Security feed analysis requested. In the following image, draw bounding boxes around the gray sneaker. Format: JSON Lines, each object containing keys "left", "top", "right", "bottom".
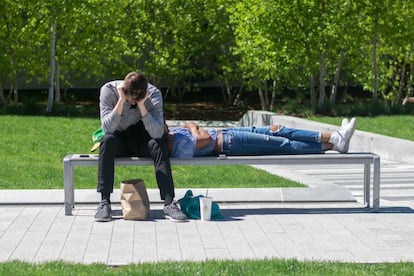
{"left": 94, "top": 199, "right": 112, "bottom": 222}
{"left": 163, "top": 201, "right": 188, "bottom": 222}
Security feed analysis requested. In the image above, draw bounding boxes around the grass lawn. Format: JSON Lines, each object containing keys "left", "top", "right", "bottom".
{"left": 0, "top": 115, "right": 303, "bottom": 189}
{"left": 1, "top": 259, "right": 414, "bottom": 275}
{"left": 308, "top": 115, "right": 414, "bottom": 141}
{"left": 1, "top": 115, "right": 412, "bottom": 190}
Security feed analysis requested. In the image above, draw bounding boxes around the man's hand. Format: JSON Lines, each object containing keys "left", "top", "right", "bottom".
{"left": 114, "top": 83, "right": 127, "bottom": 116}
{"left": 117, "top": 83, "right": 127, "bottom": 102}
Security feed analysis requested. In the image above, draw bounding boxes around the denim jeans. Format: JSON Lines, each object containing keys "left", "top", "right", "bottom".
{"left": 221, "top": 126, "right": 324, "bottom": 155}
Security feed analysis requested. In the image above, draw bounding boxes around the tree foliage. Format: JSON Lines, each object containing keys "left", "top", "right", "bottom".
{"left": 0, "top": 0, "right": 413, "bottom": 111}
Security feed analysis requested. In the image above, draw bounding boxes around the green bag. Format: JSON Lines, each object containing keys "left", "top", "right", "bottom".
{"left": 178, "top": 190, "right": 223, "bottom": 220}
{"left": 90, "top": 127, "right": 105, "bottom": 152}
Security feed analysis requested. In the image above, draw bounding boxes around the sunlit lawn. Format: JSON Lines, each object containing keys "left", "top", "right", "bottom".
{"left": 0, "top": 115, "right": 303, "bottom": 189}
{"left": 1, "top": 115, "right": 412, "bottom": 190}
{"left": 308, "top": 115, "right": 414, "bottom": 141}
{"left": 1, "top": 259, "right": 414, "bottom": 275}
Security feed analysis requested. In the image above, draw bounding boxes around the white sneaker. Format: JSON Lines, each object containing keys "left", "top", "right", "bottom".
{"left": 341, "top": 118, "right": 349, "bottom": 128}
{"left": 343, "top": 117, "right": 356, "bottom": 152}
{"left": 331, "top": 118, "right": 356, "bottom": 153}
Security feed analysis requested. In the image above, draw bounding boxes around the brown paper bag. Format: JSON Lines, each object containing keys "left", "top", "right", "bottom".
{"left": 120, "top": 179, "right": 150, "bottom": 220}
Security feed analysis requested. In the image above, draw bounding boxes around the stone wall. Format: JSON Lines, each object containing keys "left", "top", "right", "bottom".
{"left": 239, "top": 110, "right": 414, "bottom": 164}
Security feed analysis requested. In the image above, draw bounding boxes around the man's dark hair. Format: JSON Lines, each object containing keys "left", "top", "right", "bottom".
{"left": 123, "top": 72, "right": 148, "bottom": 100}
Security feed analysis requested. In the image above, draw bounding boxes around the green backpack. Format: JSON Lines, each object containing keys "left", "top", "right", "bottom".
{"left": 178, "top": 190, "right": 223, "bottom": 220}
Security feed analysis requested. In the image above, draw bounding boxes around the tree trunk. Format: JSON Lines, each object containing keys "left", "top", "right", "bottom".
{"left": 372, "top": 31, "right": 378, "bottom": 101}
{"left": 0, "top": 82, "right": 5, "bottom": 106}
{"left": 318, "top": 0, "right": 326, "bottom": 108}
{"left": 339, "top": 79, "right": 349, "bottom": 103}
{"left": 396, "top": 61, "right": 406, "bottom": 105}
{"left": 270, "top": 79, "right": 277, "bottom": 111}
{"left": 408, "top": 71, "right": 413, "bottom": 97}
{"left": 309, "top": 73, "right": 316, "bottom": 108}
{"left": 403, "top": 69, "right": 413, "bottom": 105}
{"left": 223, "top": 72, "right": 235, "bottom": 106}
{"left": 258, "top": 88, "right": 266, "bottom": 110}
{"left": 330, "top": 50, "right": 344, "bottom": 104}
{"left": 11, "top": 75, "right": 18, "bottom": 104}
{"left": 5, "top": 14, "right": 18, "bottom": 104}
{"left": 7, "top": 52, "right": 18, "bottom": 104}
{"left": 264, "top": 84, "right": 269, "bottom": 109}
{"left": 232, "top": 86, "right": 243, "bottom": 106}
{"left": 47, "top": 21, "right": 56, "bottom": 113}
{"left": 318, "top": 52, "right": 326, "bottom": 107}
{"left": 55, "top": 60, "right": 61, "bottom": 103}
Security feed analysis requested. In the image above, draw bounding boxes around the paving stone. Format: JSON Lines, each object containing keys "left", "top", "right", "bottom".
{"left": 1, "top": 155, "right": 414, "bottom": 264}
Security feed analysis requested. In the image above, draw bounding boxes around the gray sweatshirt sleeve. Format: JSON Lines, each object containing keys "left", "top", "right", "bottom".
{"left": 99, "top": 81, "right": 122, "bottom": 134}
{"left": 142, "top": 84, "right": 165, "bottom": 138}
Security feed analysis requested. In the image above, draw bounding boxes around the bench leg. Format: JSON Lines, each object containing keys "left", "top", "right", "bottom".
{"left": 372, "top": 156, "right": 381, "bottom": 212}
{"left": 63, "top": 157, "right": 75, "bottom": 216}
{"left": 364, "top": 163, "right": 370, "bottom": 208}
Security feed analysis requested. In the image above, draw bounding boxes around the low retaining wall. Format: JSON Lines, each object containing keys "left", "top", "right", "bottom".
{"left": 239, "top": 110, "right": 414, "bottom": 164}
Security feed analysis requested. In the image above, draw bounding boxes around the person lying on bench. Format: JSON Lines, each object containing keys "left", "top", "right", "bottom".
{"left": 164, "top": 118, "right": 356, "bottom": 158}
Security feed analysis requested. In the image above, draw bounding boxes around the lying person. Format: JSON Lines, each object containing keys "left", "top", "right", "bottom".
{"left": 164, "top": 118, "right": 356, "bottom": 158}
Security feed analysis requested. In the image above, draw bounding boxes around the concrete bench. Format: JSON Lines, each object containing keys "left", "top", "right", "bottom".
{"left": 63, "top": 153, "right": 381, "bottom": 215}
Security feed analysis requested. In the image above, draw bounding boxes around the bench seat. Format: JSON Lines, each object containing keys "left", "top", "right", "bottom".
{"left": 63, "top": 153, "right": 380, "bottom": 215}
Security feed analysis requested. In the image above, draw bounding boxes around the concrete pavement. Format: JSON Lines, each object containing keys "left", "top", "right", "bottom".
{"left": 1, "top": 198, "right": 414, "bottom": 264}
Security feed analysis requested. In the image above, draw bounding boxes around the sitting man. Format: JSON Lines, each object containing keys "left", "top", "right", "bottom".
{"left": 95, "top": 71, "right": 187, "bottom": 222}
{"left": 164, "top": 118, "right": 356, "bottom": 158}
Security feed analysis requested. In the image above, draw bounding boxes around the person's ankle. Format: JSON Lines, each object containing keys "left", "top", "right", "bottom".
{"left": 164, "top": 194, "right": 173, "bottom": 206}
{"left": 101, "top": 192, "right": 111, "bottom": 204}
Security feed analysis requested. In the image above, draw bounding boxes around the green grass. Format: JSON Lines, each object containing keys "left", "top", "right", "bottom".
{"left": 1, "top": 259, "right": 414, "bottom": 275}
{"left": 2, "top": 114, "right": 412, "bottom": 190}
{"left": 0, "top": 115, "right": 303, "bottom": 189}
{"left": 308, "top": 115, "right": 414, "bottom": 141}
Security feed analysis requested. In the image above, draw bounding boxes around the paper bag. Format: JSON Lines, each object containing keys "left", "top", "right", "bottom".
{"left": 120, "top": 179, "right": 150, "bottom": 220}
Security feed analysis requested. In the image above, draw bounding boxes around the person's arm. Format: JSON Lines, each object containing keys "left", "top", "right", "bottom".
{"left": 100, "top": 81, "right": 125, "bottom": 133}
{"left": 140, "top": 84, "right": 165, "bottom": 138}
{"left": 182, "top": 123, "right": 212, "bottom": 149}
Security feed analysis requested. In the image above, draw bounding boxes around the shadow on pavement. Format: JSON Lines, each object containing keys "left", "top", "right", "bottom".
{"left": 72, "top": 206, "right": 414, "bottom": 222}
{"left": 220, "top": 206, "right": 414, "bottom": 217}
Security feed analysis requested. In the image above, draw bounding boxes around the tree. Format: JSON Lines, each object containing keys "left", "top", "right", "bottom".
{"left": 0, "top": 0, "right": 33, "bottom": 105}
{"left": 351, "top": 0, "right": 414, "bottom": 103}
{"left": 2, "top": 0, "right": 414, "bottom": 111}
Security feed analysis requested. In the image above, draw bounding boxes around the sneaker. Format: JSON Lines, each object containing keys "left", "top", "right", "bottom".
{"left": 342, "top": 117, "right": 356, "bottom": 153}
{"left": 339, "top": 118, "right": 350, "bottom": 152}
{"left": 163, "top": 201, "right": 188, "bottom": 222}
{"left": 341, "top": 118, "right": 349, "bottom": 128}
{"left": 94, "top": 199, "right": 112, "bottom": 222}
{"left": 332, "top": 118, "right": 356, "bottom": 153}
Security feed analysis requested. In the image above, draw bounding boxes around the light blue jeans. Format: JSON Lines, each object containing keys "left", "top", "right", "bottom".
{"left": 221, "top": 126, "right": 324, "bottom": 155}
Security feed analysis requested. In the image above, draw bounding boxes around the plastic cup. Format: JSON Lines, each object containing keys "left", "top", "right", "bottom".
{"left": 199, "top": 197, "right": 213, "bottom": 221}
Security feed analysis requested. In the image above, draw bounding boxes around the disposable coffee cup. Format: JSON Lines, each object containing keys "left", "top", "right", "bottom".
{"left": 199, "top": 197, "right": 213, "bottom": 221}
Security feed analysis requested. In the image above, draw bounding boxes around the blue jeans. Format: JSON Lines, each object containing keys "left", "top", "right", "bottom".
{"left": 221, "top": 126, "right": 324, "bottom": 155}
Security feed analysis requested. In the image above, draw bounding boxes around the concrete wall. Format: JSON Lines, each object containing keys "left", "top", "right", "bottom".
{"left": 239, "top": 110, "right": 414, "bottom": 164}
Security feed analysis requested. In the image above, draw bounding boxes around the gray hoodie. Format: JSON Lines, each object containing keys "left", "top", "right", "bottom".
{"left": 99, "top": 80, "right": 164, "bottom": 138}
